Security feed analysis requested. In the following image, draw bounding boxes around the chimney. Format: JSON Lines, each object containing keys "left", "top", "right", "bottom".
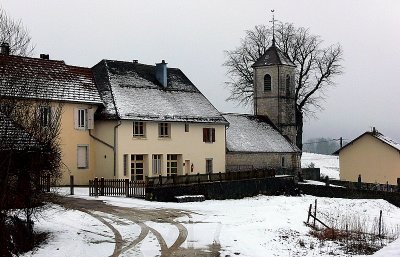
{"left": 40, "top": 54, "right": 49, "bottom": 60}
{"left": 372, "top": 127, "right": 377, "bottom": 135}
{"left": 155, "top": 60, "right": 167, "bottom": 87}
{"left": 133, "top": 59, "right": 138, "bottom": 63}
{"left": 1, "top": 43, "right": 10, "bottom": 55}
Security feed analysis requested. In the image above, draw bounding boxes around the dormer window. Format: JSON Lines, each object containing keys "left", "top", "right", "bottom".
{"left": 286, "top": 75, "right": 291, "bottom": 96}
{"left": 264, "top": 74, "right": 271, "bottom": 91}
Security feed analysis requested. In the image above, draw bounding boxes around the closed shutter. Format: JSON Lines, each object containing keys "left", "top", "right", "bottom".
{"left": 77, "top": 146, "right": 88, "bottom": 168}
{"left": 87, "top": 108, "right": 95, "bottom": 129}
{"left": 74, "top": 108, "right": 79, "bottom": 129}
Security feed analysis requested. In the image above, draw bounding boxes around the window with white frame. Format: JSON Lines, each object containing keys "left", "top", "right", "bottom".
{"left": 131, "top": 155, "right": 144, "bottom": 181}
{"left": 133, "top": 121, "right": 145, "bottom": 137}
{"left": 167, "top": 154, "right": 178, "bottom": 176}
{"left": 39, "top": 106, "right": 51, "bottom": 127}
{"left": 159, "top": 123, "right": 170, "bottom": 138}
{"left": 78, "top": 109, "right": 86, "bottom": 129}
{"left": 152, "top": 154, "right": 162, "bottom": 175}
{"left": 77, "top": 145, "right": 88, "bottom": 168}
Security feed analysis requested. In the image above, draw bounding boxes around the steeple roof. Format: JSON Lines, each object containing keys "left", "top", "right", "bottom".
{"left": 252, "top": 44, "right": 295, "bottom": 67}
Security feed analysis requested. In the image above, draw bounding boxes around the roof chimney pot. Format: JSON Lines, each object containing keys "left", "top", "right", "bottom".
{"left": 156, "top": 60, "right": 168, "bottom": 88}
{"left": 40, "top": 54, "right": 49, "bottom": 60}
{"left": 1, "top": 42, "right": 10, "bottom": 56}
{"left": 133, "top": 60, "right": 138, "bottom": 63}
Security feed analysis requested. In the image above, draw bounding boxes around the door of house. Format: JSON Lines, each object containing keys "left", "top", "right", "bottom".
{"left": 185, "top": 160, "right": 190, "bottom": 174}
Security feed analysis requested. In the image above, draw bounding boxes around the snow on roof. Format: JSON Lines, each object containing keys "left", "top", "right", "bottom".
{"left": 0, "top": 55, "right": 102, "bottom": 104}
{"left": 374, "top": 133, "right": 400, "bottom": 152}
{"left": 223, "top": 114, "right": 299, "bottom": 153}
{"left": 0, "top": 112, "right": 41, "bottom": 151}
{"left": 92, "top": 60, "right": 227, "bottom": 123}
{"left": 252, "top": 44, "right": 295, "bottom": 67}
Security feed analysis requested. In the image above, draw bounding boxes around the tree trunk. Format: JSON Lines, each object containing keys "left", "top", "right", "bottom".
{"left": 295, "top": 108, "right": 303, "bottom": 151}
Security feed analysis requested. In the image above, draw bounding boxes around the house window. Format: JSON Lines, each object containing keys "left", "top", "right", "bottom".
{"left": 123, "top": 154, "right": 128, "bottom": 176}
{"left": 203, "top": 128, "right": 215, "bottom": 143}
{"left": 264, "top": 74, "right": 271, "bottom": 91}
{"left": 78, "top": 109, "right": 86, "bottom": 129}
{"left": 133, "top": 121, "right": 145, "bottom": 137}
{"left": 167, "top": 154, "right": 178, "bottom": 176}
{"left": 286, "top": 75, "right": 291, "bottom": 96}
{"left": 152, "top": 154, "right": 162, "bottom": 175}
{"left": 131, "top": 155, "right": 144, "bottom": 181}
{"left": 185, "top": 123, "right": 189, "bottom": 132}
{"left": 206, "top": 159, "right": 213, "bottom": 174}
{"left": 77, "top": 145, "right": 89, "bottom": 169}
{"left": 39, "top": 106, "right": 51, "bottom": 127}
{"left": 159, "top": 123, "right": 170, "bottom": 138}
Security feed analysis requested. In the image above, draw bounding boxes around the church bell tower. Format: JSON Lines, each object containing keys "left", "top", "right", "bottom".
{"left": 252, "top": 16, "right": 297, "bottom": 143}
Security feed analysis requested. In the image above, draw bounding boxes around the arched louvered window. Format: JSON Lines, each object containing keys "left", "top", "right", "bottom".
{"left": 264, "top": 74, "right": 271, "bottom": 91}
{"left": 286, "top": 75, "right": 291, "bottom": 96}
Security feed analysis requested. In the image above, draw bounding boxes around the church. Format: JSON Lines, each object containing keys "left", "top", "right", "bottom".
{"left": 225, "top": 39, "right": 301, "bottom": 173}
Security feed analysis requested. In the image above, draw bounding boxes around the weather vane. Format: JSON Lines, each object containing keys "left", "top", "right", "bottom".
{"left": 270, "top": 10, "right": 276, "bottom": 45}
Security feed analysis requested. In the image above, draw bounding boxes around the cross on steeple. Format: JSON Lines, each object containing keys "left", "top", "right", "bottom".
{"left": 270, "top": 10, "right": 276, "bottom": 45}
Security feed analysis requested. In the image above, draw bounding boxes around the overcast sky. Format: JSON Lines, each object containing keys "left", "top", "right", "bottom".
{"left": 2, "top": 0, "right": 400, "bottom": 143}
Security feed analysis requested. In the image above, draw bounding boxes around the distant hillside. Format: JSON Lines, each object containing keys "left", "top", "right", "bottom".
{"left": 301, "top": 152, "right": 339, "bottom": 180}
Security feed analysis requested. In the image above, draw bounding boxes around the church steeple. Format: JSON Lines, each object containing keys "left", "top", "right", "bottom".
{"left": 252, "top": 12, "right": 297, "bottom": 144}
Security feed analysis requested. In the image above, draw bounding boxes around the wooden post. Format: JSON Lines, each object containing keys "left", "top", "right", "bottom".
{"left": 70, "top": 175, "right": 74, "bottom": 195}
{"left": 313, "top": 199, "right": 317, "bottom": 227}
{"left": 307, "top": 204, "right": 312, "bottom": 224}
{"left": 100, "top": 177, "right": 105, "bottom": 196}
{"left": 386, "top": 181, "right": 389, "bottom": 191}
{"left": 397, "top": 178, "right": 400, "bottom": 192}
{"left": 378, "top": 210, "right": 382, "bottom": 238}
{"left": 125, "top": 179, "right": 129, "bottom": 197}
{"left": 94, "top": 177, "right": 98, "bottom": 197}
{"left": 219, "top": 172, "right": 222, "bottom": 182}
{"left": 197, "top": 173, "right": 200, "bottom": 184}
{"left": 185, "top": 173, "right": 189, "bottom": 184}
{"left": 46, "top": 174, "right": 51, "bottom": 192}
{"left": 357, "top": 174, "right": 362, "bottom": 189}
{"left": 159, "top": 174, "right": 162, "bottom": 186}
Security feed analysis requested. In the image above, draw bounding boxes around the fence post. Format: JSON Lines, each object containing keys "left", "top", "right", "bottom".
{"left": 46, "top": 174, "right": 51, "bottom": 192}
{"left": 325, "top": 176, "right": 330, "bottom": 187}
{"left": 378, "top": 210, "right": 382, "bottom": 237}
{"left": 313, "top": 199, "right": 317, "bottom": 227}
{"left": 386, "top": 181, "right": 389, "bottom": 192}
{"left": 159, "top": 174, "right": 162, "bottom": 186}
{"left": 94, "top": 177, "right": 98, "bottom": 197}
{"left": 219, "top": 172, "right": 222, "bottom": 182}
{"left": 357, "top": 174, "right": 362, "bottom": 189}
{"left": 125, "top": 179, "right": 129, "bottom": 197}
{"left": 185, "top": 173, "right": 189, "bottom": 184}
{"left": 397, "top": 178, "right": 400, "bottom": 192}
{"left": 307, "top": 204, "right": 312, "bottom": 224}
{"left": 70, "top": 175, "right": 74, "bottom": 195}
{"left": 100, "top": 177, "right": 105, "bottom": 196}
{"left": 197, "top": 173, "right": 200, "bottom": 184}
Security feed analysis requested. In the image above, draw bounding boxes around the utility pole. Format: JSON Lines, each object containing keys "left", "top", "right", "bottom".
{"left": 340, "top": 137, "right": 343, "bottom": 148}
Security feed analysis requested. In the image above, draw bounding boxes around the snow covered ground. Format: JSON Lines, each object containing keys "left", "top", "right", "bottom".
{"left": 301, "top": 152, "right": 340, "bottom": 180}
{"left": 23, "top": 187, "right": 400, "bottom": 257}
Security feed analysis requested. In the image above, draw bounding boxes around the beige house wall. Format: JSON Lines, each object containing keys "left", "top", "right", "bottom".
{"left": 339, "top": 134, "right": 400, "bottom": 185}
{"left": 93, "top": 120, "right": 226, "bottom": 180}
{"left": 58, "top": 103, "right": 98, "bottom": 185}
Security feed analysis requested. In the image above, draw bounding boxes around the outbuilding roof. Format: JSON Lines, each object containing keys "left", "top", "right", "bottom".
{"left": 252, "top": 44, "right": 295, "bottom": 67}
{"left": 0, "top": 55, "right": 102, "bottom": 104}
{"left": 92, "top": 60, "right": 227, "bottom": 124}
{"left": 223, "top": 113, "right": 300, "bottom": 153}
{"left": 334, "top": 130, "right": 400, "bottom": 154}
{"left": 0, "top": 112, "right": 41, "bottom": 151}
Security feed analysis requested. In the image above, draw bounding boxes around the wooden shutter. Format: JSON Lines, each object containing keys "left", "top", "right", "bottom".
{"left": 77, "top": 146, "right": 88, "bottom": 168}
{"left": 74, "top": 108, "right": 79, "bottom": 129}
{"left": 212, "top": 128, "right": 215, "bottom": 142}
{"left": 87, "top": 108, "right": 95, "bottom": 129}
{"left": 203, "top": 128, "right": 208, "bottom": 142}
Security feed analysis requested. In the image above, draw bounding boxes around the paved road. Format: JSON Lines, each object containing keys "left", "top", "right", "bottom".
{"left": 58, "top": 197, "right": 221, "bottom": 257}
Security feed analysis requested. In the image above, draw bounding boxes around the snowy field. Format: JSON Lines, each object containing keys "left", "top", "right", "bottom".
{"left": 23, "top": 187, "right": 400, "bottom": 257}
{"left": 301, "top": 152, "right": 340, "bottom": 180}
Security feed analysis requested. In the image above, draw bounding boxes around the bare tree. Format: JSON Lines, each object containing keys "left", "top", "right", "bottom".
{"left": 224, "top": 22, "right": 343, "bottom": 149}
{"left": 0, "top": 8, "right": 34, "bottom": 56}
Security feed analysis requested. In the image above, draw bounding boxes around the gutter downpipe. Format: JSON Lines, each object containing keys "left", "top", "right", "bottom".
{"left": 113, "top": 121, "right": 122, "bottom": 177}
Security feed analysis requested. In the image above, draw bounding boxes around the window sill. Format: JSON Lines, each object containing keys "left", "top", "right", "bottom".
{"left": 132, "top": 136, "right": 147, "bottom": 140}
{"left": 158, "top": 137, "right": 171, "bottom": 140}
{"left": 77, "top": 167, "right": 89, "bottom": 170}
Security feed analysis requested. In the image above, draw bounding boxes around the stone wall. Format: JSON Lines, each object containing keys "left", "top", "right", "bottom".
{"left": 226, "top": 152, "right": 300, "bottom": 171}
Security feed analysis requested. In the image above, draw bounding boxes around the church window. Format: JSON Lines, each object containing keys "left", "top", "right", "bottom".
{"left": 286, "top": 75, "right": 291, "bottom": 96}
{"left": 264, "top": 74, "right": 271, "bottom": 91}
